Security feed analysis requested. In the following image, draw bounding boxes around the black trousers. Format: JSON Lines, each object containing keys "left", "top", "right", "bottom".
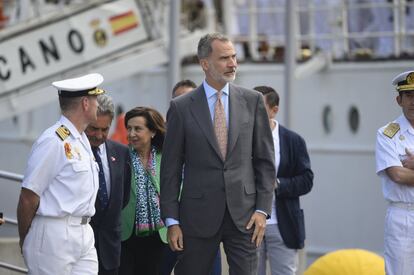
{"left": 119, "top": 233, "right": 166, "bottom": 275}
{"left": 175, "top": 208, "right": 258, "bottom": 275}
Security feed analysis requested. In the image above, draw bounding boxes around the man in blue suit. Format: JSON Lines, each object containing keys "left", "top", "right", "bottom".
{"left": 254, "top": 86, "right": 313, "bottom": 275}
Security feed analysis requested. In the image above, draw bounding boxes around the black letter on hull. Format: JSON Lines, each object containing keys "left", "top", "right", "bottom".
{"left": 40, "top": 36, "right": 60, "bottom": 65}
{"left": 68, "top": 29, "right": 84, "bottom": 53}
{"left": 0, "top": 56, "right": 11, "bottom": 80}
{"left": 19, "top": 47, "right": 36, "bottom": 74}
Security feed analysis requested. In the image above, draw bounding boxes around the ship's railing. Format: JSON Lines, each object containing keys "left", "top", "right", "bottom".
{"left": 0, "top": 0, "right": 210, "bottom": 39}
{"left": 226, "top": 0, "right": 414, "bottom": 61}
{"left": 0, "top": 170, "right": 21, "bottom": 226}
{"left": 0, "top": 170, "right": 23, "bottom": 182}
{"left": 0, "top": 262, "right": 27, "bottom": 274}
{"left": 0, "top": 170, "right": 27, "bottom": 274}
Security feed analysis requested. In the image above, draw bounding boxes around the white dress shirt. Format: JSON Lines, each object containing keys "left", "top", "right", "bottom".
{"left": 203, "top": 80, "right": 229, "bottom": 128}
{"left": 97, "top": 143, "right": 111, "bottom": 198}
{"left": 267, "top": 120, "right": 280, "bottom": 225}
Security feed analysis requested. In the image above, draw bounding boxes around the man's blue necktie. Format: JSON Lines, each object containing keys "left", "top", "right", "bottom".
{"left": 92, "top": 147, "right": 109, "bottom": 210}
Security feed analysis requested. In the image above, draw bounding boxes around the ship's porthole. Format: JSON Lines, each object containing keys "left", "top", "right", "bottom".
{"left": 349, "top": 106, "right": 359, "bottom": 134}
{"left": 322, "top": 105, "right": 332, "bottom": 134}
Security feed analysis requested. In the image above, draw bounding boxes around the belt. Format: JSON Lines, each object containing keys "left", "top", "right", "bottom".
{"left": 389, "top": 201, "right": 414, "bottom": 211}
{"left": 67, "top": 215, "right": 91, "bottom": 225}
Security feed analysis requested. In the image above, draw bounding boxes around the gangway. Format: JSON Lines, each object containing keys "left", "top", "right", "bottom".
{"left": 0, "top": 0, "right": 208, "bottom": 121}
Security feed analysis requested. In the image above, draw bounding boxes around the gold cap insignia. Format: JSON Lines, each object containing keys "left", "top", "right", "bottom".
{"left": 407, "top": 73, "right": 414, "bottom": 85}
{"left": 88, "top": 88, "right": 105, "bottom": 96}
{"left": 383, "top": 123, "right": 400, "bottom": 138}
{"left": 396, "top": 72, "right": 414, "bottom": 92}
{"left": 55, "top": 125, "right": 71, "bottom": 141}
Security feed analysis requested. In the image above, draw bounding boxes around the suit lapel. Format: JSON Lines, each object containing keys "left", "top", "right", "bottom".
{"left": 277, "top": 125, "right": 286, "bottom": 177}
{"left": 227, "top": 84, "right": 247, "bottom": 159}
{"left": 190, "top": 85, "right": 223, "bottom": 159}
{"left": 105, "top": 141, "right": 115, "bottom": 205}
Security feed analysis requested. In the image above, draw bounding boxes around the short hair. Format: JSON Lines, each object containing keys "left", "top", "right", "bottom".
{"left": 172, "top": 79, "right": 197, "bottom": 97}
{"left": 124, "top": 107, "right": 166, "bottom": 152}
{"left": 253, "top": 86, "right": 280, "bottom": 107}
{"left": 58, "top": 96, "right": 83, "bottom": 112}
{"left": 197, "top": 33, "right": 231, "bottom": 60}
{"left": 97, "top": 94, "right": 115, "bottom": 119}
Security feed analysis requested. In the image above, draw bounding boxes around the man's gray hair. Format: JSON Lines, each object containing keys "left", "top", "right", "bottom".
{"left": 97, "top": 94, "right": 115, "bottom": 119}
{"left": 197, "top": 33, "right": 230, "bottom": 60}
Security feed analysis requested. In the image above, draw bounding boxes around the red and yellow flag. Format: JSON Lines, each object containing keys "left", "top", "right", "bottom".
{"left": 110, "top": 11, "right": 139, "bottom": 35}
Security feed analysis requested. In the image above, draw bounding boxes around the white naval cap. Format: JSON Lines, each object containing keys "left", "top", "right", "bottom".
{"left": 392, "top": 70, "right": 414, "bottom": 93}
{"left": 52, "top": 73, "right": 105, "bottom": 97}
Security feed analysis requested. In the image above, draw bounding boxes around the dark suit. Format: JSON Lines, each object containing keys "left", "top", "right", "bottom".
{"left": 160, "top": 83, "right": 275, "bottom": 275}
{"left": 90, "top": 140, "right": 130, "bottom": 275}
{"left": 276, "top": 125, "right": 313, "bottom": 249}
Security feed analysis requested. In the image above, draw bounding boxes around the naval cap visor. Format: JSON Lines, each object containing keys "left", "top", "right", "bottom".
{"left": 392, "top": 71, "right": 414, "bottom": 93}
{"left": 52, "top": 73, "right": 105, "bottom": 97}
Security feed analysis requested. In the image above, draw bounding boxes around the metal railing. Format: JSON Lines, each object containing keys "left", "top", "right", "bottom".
{"left": 0, "top": 169, "right": 22, "bottom": 225}
{"left": 0, "top": 262, "right": 27, "bottom": 274}
{"left": 226, "top": 0, "right": 414, "bottom": 60}
{"left": 0, "top": 169, "right": 27, "bottom": 273}
{"left": 0, "top": 170, "right": 23, "bottom": 182}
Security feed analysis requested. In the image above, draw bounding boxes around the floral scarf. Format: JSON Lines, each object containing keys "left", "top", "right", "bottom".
{"left": 130, "top": 146, "right": 164, "bottom": 236}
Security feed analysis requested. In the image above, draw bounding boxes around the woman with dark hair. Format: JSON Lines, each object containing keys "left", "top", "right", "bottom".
{"left": 119, "top": 106, "right": 167, "bottom": 275}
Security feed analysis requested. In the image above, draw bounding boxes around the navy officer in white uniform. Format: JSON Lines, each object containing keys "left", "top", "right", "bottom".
{"left": 376, "top": 70, "right": 414, "bottom": 275}
{"left": 17, "top": 73, "right": 104, "bottom": 275}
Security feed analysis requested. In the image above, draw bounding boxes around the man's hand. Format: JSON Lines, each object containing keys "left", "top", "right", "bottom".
{"left": 246, "top": 211, "right": 267, "bottom": 247}
{"left": 402, "top": 148, "right": 414, "bottom": 169}
{"left": 167, "top": 224, "right": 184, "bottom": 251}
{"left": 17, "top": 188, "right": 39, "bottom": 253}
{"left": 19, "top": 239, "right": 24, "bottom": 252}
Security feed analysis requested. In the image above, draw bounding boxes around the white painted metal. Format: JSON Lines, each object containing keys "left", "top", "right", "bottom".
{"left": 168, "top": 0, "right": 180, "bottom": 93}
{"left": 285, "top": 0, "right": 297, "bottom": 128}
{"left": 0, "top": 0, "right": 148, "bottom": 95}
{"left": 0, "top": 0, "right": 207, "bottom": 121}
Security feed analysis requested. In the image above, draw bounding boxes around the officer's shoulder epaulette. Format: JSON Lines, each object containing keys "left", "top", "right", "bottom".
{"left": 55, "top": 125, "right": 71, "bottom": 141}
{"left": 383, "top": 122, "right": 400, "bottom": 138}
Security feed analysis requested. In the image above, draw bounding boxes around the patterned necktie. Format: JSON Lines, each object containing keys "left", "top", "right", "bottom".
{"left": 92, "top": 147, "right": 109, "bottom": 210}
{"left": 214, "top": 90, "right": 228, "bottom": 159}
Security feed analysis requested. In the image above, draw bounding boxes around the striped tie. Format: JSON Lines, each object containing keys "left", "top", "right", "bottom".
{"left": 214, "top": 90, "right": 228, "bottom": 159}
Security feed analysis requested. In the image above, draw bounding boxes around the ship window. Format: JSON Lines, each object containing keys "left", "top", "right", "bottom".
{"left": 322, "top": 105, "right": 332, "bottom": 134}
{"left": 348, "top": 106, "right": 359, "bottom": 134}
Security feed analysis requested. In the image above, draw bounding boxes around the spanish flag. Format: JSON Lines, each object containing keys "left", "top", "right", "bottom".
{"left": 110, "top": 11, "right": 139, "bottom": 35}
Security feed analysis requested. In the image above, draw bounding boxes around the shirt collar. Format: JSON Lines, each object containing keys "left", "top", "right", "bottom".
{"left": 399, "top": 114, "right": 414, "bottom": 135}
{"left": 272, "top": 119, "right": 279, "bottom": 136}
{"left": 59, "top": 115, "right": 81, "bottom": 139}
{"left": 203, "top": 80, "right": 229, "bottom": 99}
{"left": 98, "top": 143, "right": 106, "bottom": 154}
